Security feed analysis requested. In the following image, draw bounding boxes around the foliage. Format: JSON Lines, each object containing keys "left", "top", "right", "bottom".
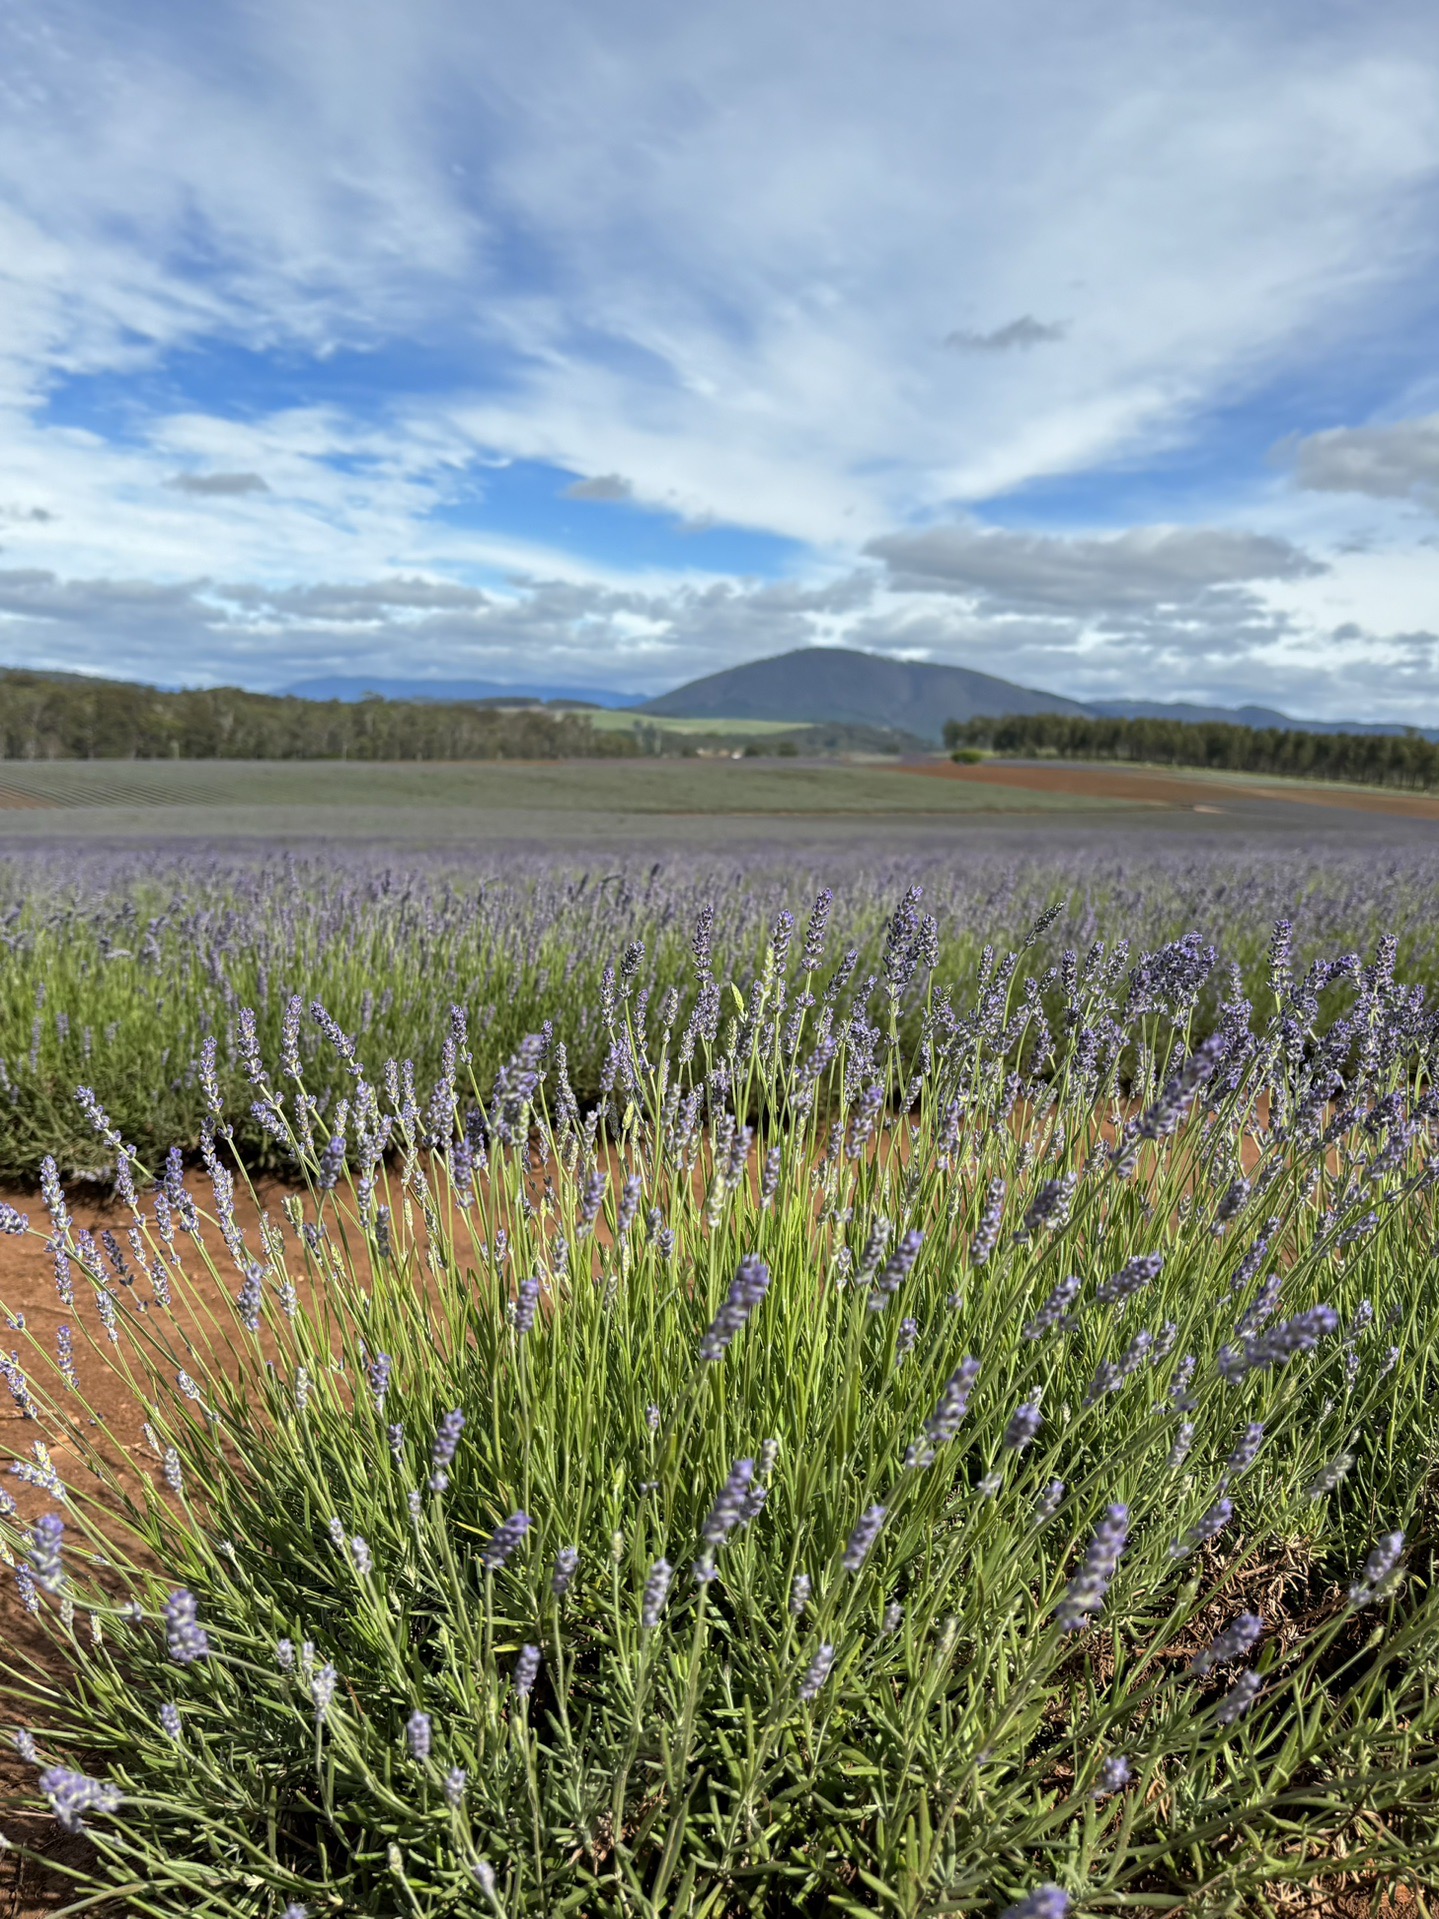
{"left": 0, "top": 673, "right": 640, "bottom": 763}
{"left": 4, "top": 843, "right": 1439, "bottom": 1183}
{"left": 2, "top": 887, "right": 1439, "bottom": 1915}
{"left": 944, "top": 712, "right": 1439, "bottom": 792}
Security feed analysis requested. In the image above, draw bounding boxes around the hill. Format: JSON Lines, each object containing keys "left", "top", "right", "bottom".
{"left": 639, "top": 648, "right": 1086, "bottom": 742}
{"left": 282, "top": 675, "right": 645, "bottom": 707}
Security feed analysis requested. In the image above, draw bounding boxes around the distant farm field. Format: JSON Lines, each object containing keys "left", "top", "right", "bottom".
{"left": 0, "top": 755, "right": 1125, "bottom": 839}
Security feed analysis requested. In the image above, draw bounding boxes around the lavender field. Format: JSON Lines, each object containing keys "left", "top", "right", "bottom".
{"left": 1, "top": 833, "right": 1439, "bottom": 1916}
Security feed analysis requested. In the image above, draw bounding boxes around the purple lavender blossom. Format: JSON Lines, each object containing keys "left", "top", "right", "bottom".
{"left": 1000, "top": 1886, "right": 1069, "bottom": 1919}
{"left": 867, "top": 1230, "right": 923, "bottom": 1312}
{"left": 641, "top": 1559, "right": 673, "bottom": 1629}
{"left": 1349, "top": 1532, "right": 1405, "bottom": 1607}
{"left": 698, "top": 1255, "right": 771, "bottom": 1361}
{"left": 1094, "top": 1754, "right": 1131, "bottom": 1797}
{"left": 1217, "top": 1305, "right": 1339, "bottom": 1383}
{"left": 1055, "top": 1505, "right": 1129, "bottom": 1632}
{"left": 445, "top": 1768, "right": 467, "bottom": 1808}
{"left": 969, "top": 1178, "right": 1006, "bottom": 1264}
{"left": 28, "top": 1513, "right": 64, "bottom": 1594}
{"left": 1222, "top": 1424, "right": 1264, "bottom": 1483}
{"left": 842, "top": 1506, "right": 887, "bottom": 1572}
{"left": 513, "top": 1644, "right": 541, "bottom": 1697}
{"left": 38, "top": 1766, "right": 122, "bottom": 1833}
{"left": 1172, "top": 1498, "right": 1233, "bottom": 1560}
{"left": 908, "top": 1357, "right": 981, "bottom": 1467}
{"left": 1024, "top": 1275, "right": 1081, "bottom": 1340}
{"left": 429, "top": 1409, "right": 465, "bottom": 1491}
{"left": 1095, "top": 1253, "right": 1163, "bottom": 1306}
{"left": 702, "top": 1459, "right": 756, "bottom": 1546}
{"left": 1004, "top": 1400, "right": 1043, "bottom": 1453}
{"left": 1215, "top": 1671, "right": 1262, "bottom": 1726}
{"left": 480, "top": 1511, "right": 531, "bottom": 1570}
{"left": 1190, "top": 1612, "right": 1263, "bottom": 1676}
{"left": 406, "top": 1710, "right": 432, "bottom": 1761}
{"left": 798, "top": 1641, "right": 836, "bottom": 1703}
{"left": 163, "top": 1589, "right": 209, "bottom": 1664}
{"left": 367, "top": 1353, "right": 393, "bottom": 1409}
{"left": 159, "top": 1703, "right": 182, "bottom": 1740}
{"left": 515, "top": 1276, "right": 541, "bottom": 1335}
{"left": 552, "top": 1546, "right": 580, "bottom": 1597}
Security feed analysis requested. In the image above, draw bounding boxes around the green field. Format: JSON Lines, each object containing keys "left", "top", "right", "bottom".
{"left": 0, "top": 755, "right": 1122, "bottom": 839}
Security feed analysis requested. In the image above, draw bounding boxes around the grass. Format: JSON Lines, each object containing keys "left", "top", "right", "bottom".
{"left": 1, "top": 887, "right": 1438, "bottom": 1915}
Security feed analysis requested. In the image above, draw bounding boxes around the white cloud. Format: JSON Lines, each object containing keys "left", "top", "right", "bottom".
{"left": 1286, "top": 415, "right": 1439, "bottom": 506}
{"left": 168, "top": 472, "right": 271, "bottom": 497}
{"left": 866, "top": 521, "right": 1322, "bottom": 611}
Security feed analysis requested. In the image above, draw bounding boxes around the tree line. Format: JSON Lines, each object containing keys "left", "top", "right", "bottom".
{"left": 0, "top": 673, "right": 640, "bottom": 760}
{"left": 944, "top": 712, "right": 1439, "bottom": 792}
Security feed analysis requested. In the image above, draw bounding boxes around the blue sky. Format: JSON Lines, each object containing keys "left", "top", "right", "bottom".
{"left": 1, "top": 0, "right": 1438, "bottom": 717}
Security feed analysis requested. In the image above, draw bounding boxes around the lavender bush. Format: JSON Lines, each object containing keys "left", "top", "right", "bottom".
{"left": 0, "top": 840, "right": 1438, "bottom": 1179}
{"left": 1, "top": 883, "right": 1438, "bottom": 1913}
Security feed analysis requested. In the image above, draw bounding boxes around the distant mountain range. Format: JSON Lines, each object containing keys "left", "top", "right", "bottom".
{"left": 637, "top": 649, "right": 1439, "bottom": 744}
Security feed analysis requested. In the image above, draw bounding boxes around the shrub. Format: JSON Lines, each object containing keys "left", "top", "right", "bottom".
{"left": 2, "top": 890, "right": 1439, "bottom": 1914}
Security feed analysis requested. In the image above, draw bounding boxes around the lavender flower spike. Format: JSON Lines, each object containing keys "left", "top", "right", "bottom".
{"left": 1054, "top": 1504, "right": 1129, "bottom": 1632}
{"left": 798, "top": 1642, "right": 836, "bottom": 1703}
{"left": 1349, "top": 1532, "right": 1405, "bottom": 1607}
{"left": 551, "top": 1546, "right": 580, "bottom": 1597}
{"left": 698, "top": 1255, "right": 771, "bottom": 1361}
{"left": 480, "top": 1511, "right": 531, "bottom": 1570}
{"left": 28, "top": 1513, "right": 64, "bottom": 1594}
{"left": 38, "top": 1766, "right": 122, "bottom": 1834}
{"left": 514, "top": 1644, "right": 541, "bottom": 1696}
{"left": 641, "top": 1559, "right": 673, "bottom": 1629}
{"left": 842, "top": 1505, "right": 887, "bottom": 1572}
{"left": 1171, "top": 1497, "right": 1233, "bottom": 1561}
{"left": 406, "top": 1710, "right": 432, "bottom": 1761}
{"left": 1190, "top": 1612, "right": 1263, "bottom": 1675}
{"left": 1001, "top": 1888, "right": 1070, "bottom": 1919}
{"left": 163, "top": 1589, "right": 210, "bottom": 1664}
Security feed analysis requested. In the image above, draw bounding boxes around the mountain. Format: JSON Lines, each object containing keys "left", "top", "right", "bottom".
{"left": 282, "top": 675, "right": 646, "bottom": 707}
{"left": 639, "top": 648, "right": 1087, "bottom": 743}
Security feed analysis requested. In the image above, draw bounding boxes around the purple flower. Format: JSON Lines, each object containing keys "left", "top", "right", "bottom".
{"left": 551, "top": 1546, "right": 579, "bottom": 1596}
{"left": 367, "top": 1353, "right": 393, "bottom": 1408}
{"left": 480, "top": 1511, "right": 531, "bottom": 1570}
{"left": 38, "top": 1766, "right": 121, "bottom": 1833}
{"left": 908, "top": 1358, "right": 981, "bottom": 1466}
{"left": 159, "top": 1703, "right": 182, "bottom": 1740}
{"left": 641, "top": 1559, "right": 673, "bottom": 1629}
{"left": 969, "top": 1178, "right": 1006, "bottom": 1264}
{"left": 842, "top": 1505, "right": 887, "bottom": 1572}
{"left": 28, "top": 1512, "right": 64, "bottom": 1593}
{"left": 1172, "top": 1498, "right": 1233, "bottom": 1560}
{"left": 406, "top": 1710, "right": 432, "bottom": 1761}
{"left": 699, "top": 1256, "right": 771, "bottom": 1362}
{"left": 311, "top": 1663, "right": 337, "bottom": 1723}
{"left": 1215, "top": 1670, "right": 1262, "bottom": 1726}
{"left": 515, "top": 1276, "right": 541, "bottom": 1335}
{"left": 798, "top": 1641, "right": 836, "bottom": 1703}
{"left": 444, "top": 1767, "right": 467, "bottom": 1808}
{"left": 1349, "top": 1532, "right": 1405, "bottom": 1607}
{"left": 1024, "top": 1274, "right": 1081, "bottom": 1340}
{"left": 164, "top": 1589, "right": 209, "bottom": 1664}
{"left": 702, "top": 1459, "right": 756, "bottom": 1547}
{"left": 1004, "top": 1400, "right": 1043, "bottom": 1453}
{"left": 1055, "top": 1505, "right": 1129, "bottom": 1632}
{"left": 790, "top": 1572, "right": 812, "bottom": 1615}
{"left": 513, "top": 1644, "right": 541, "bottom": 1697}
{"left": 1222, "top": 1423, "right": 1264, "bottom": 1483}
{"left": 1001, "top": 1886, "right": 1070, "bottom": 1919}
{"left": 429, "top": 1409, "right": 465, "bottom": 1491}
{"left": 1094, "top": 1754, "right": 1130, "bottom": 1797}
{"left": 867, "top": 1230, "right": 923, "bottom": 1312}
{"left": 1190, "top": 1612, "right": 1263, "bottom": 1676}
{"left": 1095, "top": 1254, "right": 1163, "bottom": 1306}
{"left": 1218, "top": 1305, "right": 1338, "bottom": 1383}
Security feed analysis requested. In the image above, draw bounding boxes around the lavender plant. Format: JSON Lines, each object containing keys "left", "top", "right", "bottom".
{"left": 1, "top": 884, "right": 1439, "bottom": 1915}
